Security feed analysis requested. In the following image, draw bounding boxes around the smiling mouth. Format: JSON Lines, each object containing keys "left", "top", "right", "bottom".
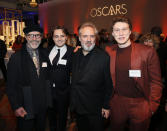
{"left": 118, "top": 37, "right": 125, "bottom": 40}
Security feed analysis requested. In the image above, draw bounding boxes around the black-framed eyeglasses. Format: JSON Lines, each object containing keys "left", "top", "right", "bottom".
{"left": 27, "top": 34, "right": 42, "bottom": 39}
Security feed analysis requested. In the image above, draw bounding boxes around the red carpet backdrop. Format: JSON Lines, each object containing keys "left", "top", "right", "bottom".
{"left": 38, "top": 0, "right": 167, "bottom": 35}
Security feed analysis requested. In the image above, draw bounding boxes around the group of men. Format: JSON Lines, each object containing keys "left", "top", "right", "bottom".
{"left": 6, "top": 16, "right": 162, "bottom": 131}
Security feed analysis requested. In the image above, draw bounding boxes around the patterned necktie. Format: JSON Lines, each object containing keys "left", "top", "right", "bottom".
{"left": 52, "top": 49, "right": 60, "bottom": 65}
{"left": 32, "top": 51, "right": 40, "bottom": 76}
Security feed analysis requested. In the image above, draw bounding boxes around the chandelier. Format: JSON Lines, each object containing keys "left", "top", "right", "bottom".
{"left": 29, "top": 0, "right": 38, "bottom": 7}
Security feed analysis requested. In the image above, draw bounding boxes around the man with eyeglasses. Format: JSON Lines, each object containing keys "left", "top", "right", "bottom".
{"left": 6, "top": 25, "right": 52, "bottom": 131}
{"left": 71, "top": 22, "right": 113, "bottom": 131}
{"left": 105, "top": 16, "right": 163, "bottom": 131}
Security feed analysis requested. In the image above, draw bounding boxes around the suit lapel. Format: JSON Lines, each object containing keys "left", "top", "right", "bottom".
{"left": 61, "top": 46, "right": 69, "bottom": 60}
{"left": 38, "top": 49, "right": 43, "bottom": 76}
{"left": 48, "top": 45, "right": 55, "bottom": 66}
{"left": 130, "top": 42, "right": 143, "bottom": 86}
{"left": 110, "top": 46, "right": 117, "bottom": 88}
{"left": 72, "top": 50, "right": 81, "bottom": 83}
{"left": 131, "top": 42, "right": 142, "bottom": 70}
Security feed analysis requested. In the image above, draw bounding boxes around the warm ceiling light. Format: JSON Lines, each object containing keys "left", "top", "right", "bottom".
{"left": 29, "top": 0, "right": 38, "bottom": 7}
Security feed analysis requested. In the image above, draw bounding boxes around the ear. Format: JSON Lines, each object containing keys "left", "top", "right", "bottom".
{"left": 129, "top": 30, "right": 132, "bottom": 35}
{"left": 65, "top": 36, "right": 67, "bottom": 41}
{"left": 25, "top": 35, "right": 28, "bottom": 41}
{"left": 112, "top": 32, "right": 114, "bottom": 37}
{"left": 79, "top": 36, "right": 81, "bottom": 42}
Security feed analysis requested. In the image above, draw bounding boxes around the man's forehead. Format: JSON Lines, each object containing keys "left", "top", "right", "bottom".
{"left": 113, "top": 22, "right": 129, "bottom": 28}
{"left": 28, "top": 31, "right": 41, "bottom": 34}
{"left": 80, "top": 27, "right": 95, "bottom": 34}
{"left": 53, "top": 30, "right": 64, "bottom": 34}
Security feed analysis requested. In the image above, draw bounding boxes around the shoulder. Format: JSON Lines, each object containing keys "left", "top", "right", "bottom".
{"left": 133, "top": 43, "right": 148, "bottom": 49}
{"left": 66, "top": 45, "right": 74, "bottom": 53}
{"left": 47, "top": 45, "right": 55, "bottom": 53}
{"left": 39, "top": 47, "right": 48, "bottom": 59}
{"left": 8, "top": 50, "right": 22, "bottom": 67}
{"left": 93, "top": 47, "right": 110, "bottom": 60}
{"left": 105, "top": 44, "right": 117, "bottom": 52}
{"left": 39, "top": 47, "right": 47, "bottom": 54}
{"left": 10, "top": 50, "right": 21, "bottom": 59}
{"left": 133, "top": 43, "right": 156, "bottom": 54}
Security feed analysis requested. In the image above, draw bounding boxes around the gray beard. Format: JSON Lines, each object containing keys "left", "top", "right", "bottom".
{"left": 81, "top": 43, "right": 95, "bottom": 52}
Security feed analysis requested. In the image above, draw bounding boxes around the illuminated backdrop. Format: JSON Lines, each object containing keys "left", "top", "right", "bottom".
{"left": 39, "top": 0, "right": 167, "bottom": 35}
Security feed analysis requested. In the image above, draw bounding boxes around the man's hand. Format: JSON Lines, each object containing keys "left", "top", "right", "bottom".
{"left": 14, "top": 107, "right": 27, "bottom": 117}
{"left": 74, "top": 46, "right": 81, "bottom": 53}
{"left": 102, "top": 108, "right": 110, "bottom": 119}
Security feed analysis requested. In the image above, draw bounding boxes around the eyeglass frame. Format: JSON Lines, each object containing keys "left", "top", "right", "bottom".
{"left": 113, "top": 27, "right": 130, "bottom": 35}
{"left": 26, "top": 33, "right": 42, "bottom": 39}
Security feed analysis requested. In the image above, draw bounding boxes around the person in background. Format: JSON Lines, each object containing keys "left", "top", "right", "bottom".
{"left": 98, "top": 29, "right": 112, "bottom": 50}
{"left": 48, "top": 26, "right": 74, "bottom": 131}
{"left": 6, "top": 25, "right": 52, "bottom": 131}
{"left": 106, "top": 16, "right": 163, "bottom": 131}
{"left": 66, "top": 34, "right": 77, "bottom": 48}
{"left": 71, "top": 22, "right": 113, "bottom": 131}
{"left": 0, "top": 39, "right": 7, "bottom": 81}
{"left": 130, "top": 32, "right": 142, "bottom": 43}
{"left": 12, "top": 35, "right": 24, "bottom": 52}
{"left": 139, "top": 33, "right": 160, "bottom": 49}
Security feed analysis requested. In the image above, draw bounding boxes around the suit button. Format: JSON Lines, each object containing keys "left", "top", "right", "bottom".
{"left": 53, "top": 83, "right": 55, "bottom": 87}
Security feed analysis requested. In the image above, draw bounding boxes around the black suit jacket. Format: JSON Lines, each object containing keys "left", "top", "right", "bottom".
{"left": 48, "top": 45, "right": 73, "bottom": 99}
{"left": 71, "top": 47, "right": 113, "bottom": 115}
{"left": 6, "top": 45, "right": 51, "bottom": 114}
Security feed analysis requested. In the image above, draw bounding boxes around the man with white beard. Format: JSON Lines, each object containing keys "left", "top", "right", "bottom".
{"left": 70, "top": 22, "right": 113, "bottom": 131}
{"left": 6, "top": 25, "right": 51, "bottom": 131}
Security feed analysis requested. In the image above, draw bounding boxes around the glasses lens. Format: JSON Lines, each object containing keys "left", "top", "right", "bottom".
{"left": 27, "top": 34, "right": 41, "bottom": 39}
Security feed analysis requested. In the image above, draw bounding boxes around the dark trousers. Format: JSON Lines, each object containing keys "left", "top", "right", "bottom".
{"left": 110, "top": 94, "right": 151, "bottom": 131}
{"left": 0, "top": 58, "right": 7, "bottom": 80}
{"left": 17, "top": 111, "right": 47, "bottom": 131}
{"left": 76, "top": 113, "right": 104, "bottom": 131}
{"left": 48, "top": 96, "right": 69, "bottom": 131}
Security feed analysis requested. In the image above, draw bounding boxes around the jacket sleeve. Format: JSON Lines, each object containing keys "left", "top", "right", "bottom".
{"left": 6, "top": 53, "right": 23, "bottom": 111}
{"left": 148, "top": 48, "right": 163, "bottom": 112}
{"left": 103, "top": 55, "right": 113, "bottom": 109}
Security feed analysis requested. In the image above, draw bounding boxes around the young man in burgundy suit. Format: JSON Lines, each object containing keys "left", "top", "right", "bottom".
{"left": 106, "top": 16, "right": 163, "bottom": 131}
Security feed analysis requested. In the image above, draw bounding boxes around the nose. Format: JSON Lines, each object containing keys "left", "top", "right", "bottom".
{"left": 32, "top": 36, "right": 37, "bottom": 40}
{"left": 119, "top": 29, "right": 124, "bottom": 35}
{"left": 87, "top": 36, "right": 91, "bottom": 41}
{"left": 58, "top": 36, "right": 62, "bottom": 41}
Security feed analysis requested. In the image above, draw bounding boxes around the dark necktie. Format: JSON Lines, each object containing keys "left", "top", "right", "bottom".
{"left": 52, "top": 49, "right": 60, "bottom": 65}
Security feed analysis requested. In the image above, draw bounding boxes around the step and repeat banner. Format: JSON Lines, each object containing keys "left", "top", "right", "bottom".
{"left": 39, "top": 0, "right": 167, "bottom": 34}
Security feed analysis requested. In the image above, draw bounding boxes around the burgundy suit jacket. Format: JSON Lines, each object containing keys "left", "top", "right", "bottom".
{"left": 106, "top": 42, "right": 163, "bottom": 112}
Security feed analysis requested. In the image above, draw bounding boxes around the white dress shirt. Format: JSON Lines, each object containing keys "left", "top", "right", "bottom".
{"left": 49, "top": 45, "right": 67, "bottom": 65}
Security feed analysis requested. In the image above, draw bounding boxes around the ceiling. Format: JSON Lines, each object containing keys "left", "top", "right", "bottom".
{"left": 0, "top": 0, "right": 50, "bottom": 4}
{"left": 0, "top": 0, "right": 51, "bottom": 11}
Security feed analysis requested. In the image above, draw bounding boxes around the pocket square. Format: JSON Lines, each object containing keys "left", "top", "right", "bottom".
{"left": 42, "top": 62, "right": 47, "bottom": 67}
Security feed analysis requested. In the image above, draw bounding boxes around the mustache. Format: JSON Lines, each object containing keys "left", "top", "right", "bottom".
{"left": 30, "top": 40, "right": 40, "bottom": 42}
{"left": 86, "top": 41, "right": 92, "bottom": 44}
